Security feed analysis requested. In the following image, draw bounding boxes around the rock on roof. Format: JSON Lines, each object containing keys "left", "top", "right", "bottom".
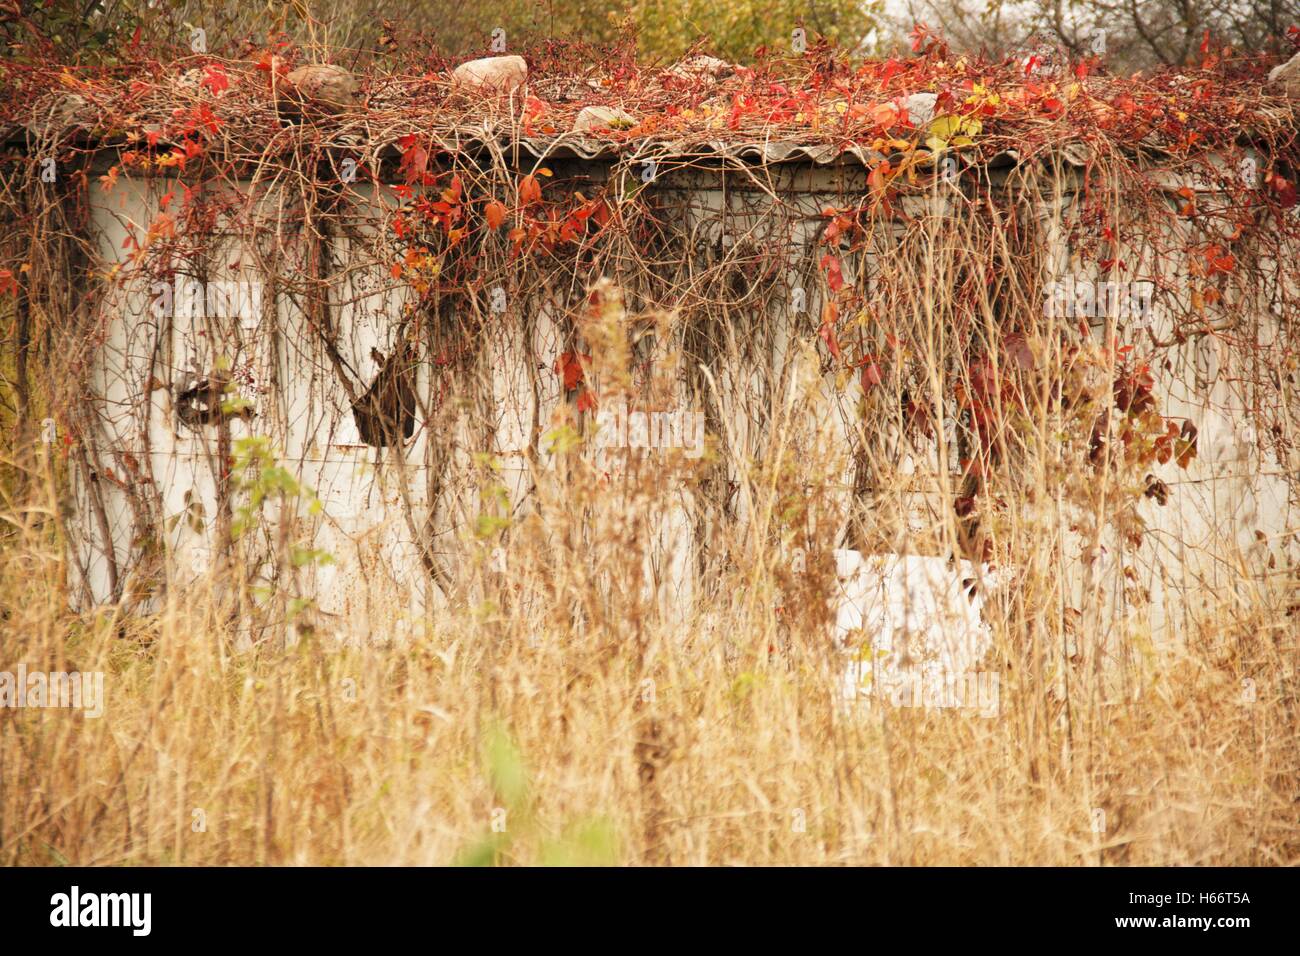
{"left": 2, "top": 48, "right": 1297, "bottom": 174}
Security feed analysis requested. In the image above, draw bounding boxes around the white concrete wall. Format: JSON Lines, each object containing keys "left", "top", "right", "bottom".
{"left": 72, "top": 161, "right": 1296, "bottom": 649}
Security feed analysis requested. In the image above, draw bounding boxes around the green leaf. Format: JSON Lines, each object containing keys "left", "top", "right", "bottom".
{"left": 485, "top": 722, "right": 528, "bottom": 809}
{"left": 452, "top": 833, "right": 509, "bottom": 867}
{"left": 543, "top": 424, "right": 582, "bottom": 455}
{"left": 540, "top": 817, "right": 620, "bottom": 867}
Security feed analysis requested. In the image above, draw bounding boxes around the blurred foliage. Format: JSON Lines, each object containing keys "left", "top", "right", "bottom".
{"left": 0, "top": 0, "right": 141, "bottom": 62}
{"left": 454, "top": 720, "right": 620, "bottom": 866}
{"left": 630, "top": 0, "right": 881, "bottom": 62}
{"left": 1, "top": 0, "right": 883, "bottom": 65}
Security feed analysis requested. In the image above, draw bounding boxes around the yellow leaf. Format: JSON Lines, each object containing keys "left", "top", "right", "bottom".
{"left": 927, "top": 114, "right": 980, "bottom": 152}
{"left": 928, "top": 115, "right": 962, "bottom": 140}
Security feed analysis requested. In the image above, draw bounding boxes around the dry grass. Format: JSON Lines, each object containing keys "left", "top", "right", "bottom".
{"left": 1, "top": 545, "right": 1295, "bottom": 866}
{"left": 2, "top": 358, "right": 1297, "bottom": 866}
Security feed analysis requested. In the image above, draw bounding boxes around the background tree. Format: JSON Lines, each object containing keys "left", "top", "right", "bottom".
{"left": 888, "top": 0, "right": 1299, "bottom": 70}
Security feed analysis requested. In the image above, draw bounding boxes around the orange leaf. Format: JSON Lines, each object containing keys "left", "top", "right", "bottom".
{"left": 818, "top": 301, "right": 841, "bottom": 359}
{"left": 819, "top": 254, "right": 846, "bottom": 292}
{"left": 519, "top": 175, "right": 542, "bottom": 205}
{"left": 554, "top": 351, "right": 590, "bottom": 391}
{"left": 484, "top": 200, "right": 507, "bottom": 230}
{"left": 868, "top": 161, "right": 890, "bottom": 196}
{"left": 871, "top": 102, "right": 900, "bottom": 128}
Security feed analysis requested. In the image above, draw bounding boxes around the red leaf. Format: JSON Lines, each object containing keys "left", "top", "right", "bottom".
{"left": 1003, "top": 333, "right": 1035, "bottom": 370}
{"left": 442, "top": 174, "right": 463, "bottom": 204}
{"left": 201, "top": 63, "right": 230, "bottom": 96}
{"left": 1267, "top": 172, "right": 1298, "bottom": 207}
{"left": 554, "top": 351, "right": 589, "bottom": 391}
{"left": 908, "top": 400, "right": 933, "bottom": 438}
{"left": 859, "top": 356, "right": 882, "bottom": 390}
{"left": 398, "top": 134, "right": 428, "bottom": 185}
{"left": 255, "top": 51, "right": 288, "bottom": 77}
{"left": 523, "top": 96, "right": 547, "bottom": 136}
{"left": 1205, "top": 246, "right": 1236, "bottom": 274}
{"left": 819, "top": 254, "right": 846, "bottom": 292}
{"left": 484, "top": 200, "right": 507, "bottom": 230}
{"left": 909, "top": 23, "right": 930, "bottom": 53}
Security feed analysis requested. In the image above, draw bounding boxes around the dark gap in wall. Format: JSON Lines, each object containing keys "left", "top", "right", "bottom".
{"left": 351, "top": 346, "right": 416, "bottom": 447}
